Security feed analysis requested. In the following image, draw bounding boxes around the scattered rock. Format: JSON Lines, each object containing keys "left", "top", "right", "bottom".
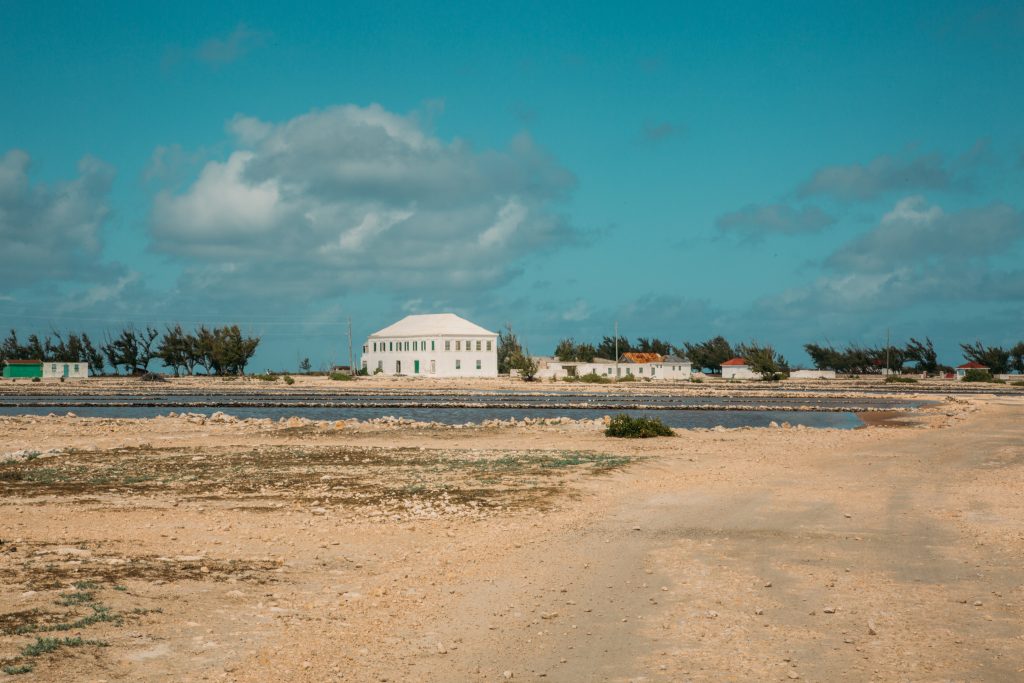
{"left": 823, "top": 606, "right": 836, "bottom": 614}
{"left": 867, "top": 620, "right": 878, "bottom": 636}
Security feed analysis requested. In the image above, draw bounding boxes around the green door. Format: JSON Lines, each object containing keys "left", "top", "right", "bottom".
{"left": 414, "top": 360, "right": 420, "bottom": 374}
{"left": 63, "top": 364, "right": 69, "bottom": 378}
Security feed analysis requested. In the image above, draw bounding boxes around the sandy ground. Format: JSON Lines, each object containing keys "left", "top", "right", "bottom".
{"left": 1, "top": 393, "right": 1023, "bottom": 681}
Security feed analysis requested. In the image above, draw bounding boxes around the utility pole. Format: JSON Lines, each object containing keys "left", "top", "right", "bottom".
{"left": 614, "top": 321, "right": 619, "bottom": 379}
{"left": 885, "top": 327, "right": 891, "bottom": 377}
{"left": 347, "top": 318, "right": 354, "bottom": 375}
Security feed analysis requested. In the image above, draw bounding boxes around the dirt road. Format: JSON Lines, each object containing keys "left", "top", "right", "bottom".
{"left": 346, "top": 398, "right": 1024, "bottom": 682}
{"left": 2, "top": 396, "right": 1023, "bottom": 681}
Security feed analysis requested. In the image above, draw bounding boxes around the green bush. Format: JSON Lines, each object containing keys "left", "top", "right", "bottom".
{"left": 616, "top": 374, "right": 637, "bottom": 382}
{"left": 885, "top": 375, "right": 918, "bottom": 384}
{"left": 605, "top": 414, "right": 674, "bottom": 438}
{"left": 255, "top": 373, "right": 278, "bottom": 382}
{"left": 690, "top": 377, "right": 703, "bottom": 383}
{"left": 329, "top": 372, "right": 354, "bottom": 381}
{"left": 1011, "top": 380, "right": 1024, "bottom": 387}
{"left": 962, "top": 369, "right": 995, "bottom": 383}
{"left": 564, "top": 372, "right": 612, "bottom": 384}
{"left": 282, "top": 375, "right": 295, "bottom": 385}
{"left": 31, "top": 377, "right": 40, "bottom": 383}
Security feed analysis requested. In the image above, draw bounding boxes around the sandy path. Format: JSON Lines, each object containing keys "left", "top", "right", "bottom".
{"left": 340, "top": 398, "right": 1024, "bottom": 681}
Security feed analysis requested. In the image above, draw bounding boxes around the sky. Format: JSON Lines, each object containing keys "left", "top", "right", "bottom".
{"left": 2, "top": 1, "right": 1023, "bottom": 371}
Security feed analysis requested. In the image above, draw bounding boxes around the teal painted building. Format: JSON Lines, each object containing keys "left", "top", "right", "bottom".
{"left": 2, "top": 360, "right": 43, "bottom": 378}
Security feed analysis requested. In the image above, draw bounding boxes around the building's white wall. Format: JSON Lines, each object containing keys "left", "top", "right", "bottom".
{"left": 41, "top": 362, "right": 89, "bottom": 378}
{"left": 722, "top": 365, "right": 758, "bottom": 379}
{"left": 652, "top": 362, "right": 693, "bottom": 380}
{"left": 361, "top": 334, "right": 498, "bottom": 377}
{"left": 789, "top": 369, "right": 836, "bottom": 380}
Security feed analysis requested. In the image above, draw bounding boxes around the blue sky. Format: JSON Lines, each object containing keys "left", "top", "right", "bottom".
{"left": 2, "top": 1, "right": 1023, "bottom": 370}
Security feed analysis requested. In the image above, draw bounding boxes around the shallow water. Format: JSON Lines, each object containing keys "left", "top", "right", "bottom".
{"left": 0, "top": 404, "right": 865, "bottom": 429}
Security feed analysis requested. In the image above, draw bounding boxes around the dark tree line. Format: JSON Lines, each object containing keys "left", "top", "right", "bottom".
{"left": 1, "top": 325, "right": 260, "bottom": 376}
{"left": 805, "top": 338, "right": 1024, "bottom": 375}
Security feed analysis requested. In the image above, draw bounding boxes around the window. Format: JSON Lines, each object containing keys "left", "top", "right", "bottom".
{"left": 389, "top": 342, "right": 393, "bottom": 351}
{"left": 431, "top": 340, "right": 436, "bottom": 351}
{"left": 377, "top": 361, "right": 383, "bottom": 371}
{"left": 413, "top": 341, "right": 418, "bottom": 351}
{"left": 465, "top": 340, "right": 470, "bottom": 350}
{"left": 476, "top": 359, "right": 481, "bottom": 370}
{"left": 639, "top": 367, "right": 643, "bottom": 374}
{"left": 74, "top": 364, "right": 79, "bottom": 372}
{"left": 445, "top": 340, "right": 451, "bottom": 351}
{"left": 455, "top": 359, "right": 461, "bottom": 370}
{"left": 396, "top": 360, "right": 401, "bottom": 373}
{"left": 456, "top": 341, "right": 461, "bottom": 351}
{"left": 404, "top": 341, "right": 410, "bottom": 351}
{"left": 486, "top": 341, "right": 492, "bottom": 351}
{"left": 430, "top": 360, "right": 436, "bottom": 373}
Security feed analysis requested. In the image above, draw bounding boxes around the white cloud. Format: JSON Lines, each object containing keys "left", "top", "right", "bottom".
{"left": 827, "top": 196, "right": 1023, "bottom": 272}
{"left": 798, "top": 152, "right": 953, "bottom": 201}
{"left": 0, "top": 149, "right": 114, "bottom": 289}
{"left": 153, "top": 151, "right": 280, "bottom": 241}
{"left": 151, "top": 103, "right": 576, "bottom": 300}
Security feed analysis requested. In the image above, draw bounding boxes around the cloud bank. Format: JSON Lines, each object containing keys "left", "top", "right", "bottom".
{"left": 151, "top": 104, "right": 577, "bottom": 302}
{"left": 0, "top": 149, "right": 114, "bottom": 291}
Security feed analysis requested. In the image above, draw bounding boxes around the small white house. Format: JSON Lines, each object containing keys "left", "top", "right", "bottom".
{"left": 955, "top": 361, "right": 989, "bottom": 380}
{"left": 361, "top": 313, "right": 498, "bottom": 378}
{"left": 721, "top": 357, "right": 758, "bottom": 379}
{"left": 41, "top": 361, "right": 89, "bottom": 379}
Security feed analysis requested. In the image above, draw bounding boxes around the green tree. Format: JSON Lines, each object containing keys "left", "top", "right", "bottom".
{"left": 959, "top": 341, "right": 1010, "bottom": 374}
{"left": 735, "top": 341, "right": 789, "bottom": 380}
{"left": 299, "top": 357, "right": 312, "bottom": 373}
{"left": 157, "top": 325, "right": 190, "bottom": 376}
{"left": 497, "top": 324, "right": 524, "bottom": 374}
{"left": 596, "top": 336, "right": 633, "bottom": 360}
{"left": 904, "top": 337, "right": 939, "bottom": 374}
{"left": 682, "top": 336, "right": 733, "bottom": 373}
{"left": 1011, "top": 342, "right": 1024, "bottom": 375}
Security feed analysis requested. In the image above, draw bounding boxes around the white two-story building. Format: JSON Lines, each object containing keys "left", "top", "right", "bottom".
{"left": 361, "top": 313, "right": 498, "bottom": 378}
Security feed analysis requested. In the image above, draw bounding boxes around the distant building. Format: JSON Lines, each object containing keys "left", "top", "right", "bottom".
{"left": 617, "top": 352, "right": 692, "bottom": 380}
{"left": 955, "top": 361, "right": 989, "bottom": 379}
{"left": 361, "top": 313, "right": 498, "bottom": 378}
{"left": 2, "top": 360, "right": 42, "bottom": 378}
{"left": 721, "top": 357, "right": 758, "bottom": 379}
{"left": 2, "top": 360, "right": 88, "bottom": 379}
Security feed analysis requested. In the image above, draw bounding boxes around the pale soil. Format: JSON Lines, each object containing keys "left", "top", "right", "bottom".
{"left": 1, "top": 395, "right": 1023, "bottom": 681}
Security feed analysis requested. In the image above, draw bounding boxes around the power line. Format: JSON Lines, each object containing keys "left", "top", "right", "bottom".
{"left": 0, "top": 311, "right": 348, "bottom": 327}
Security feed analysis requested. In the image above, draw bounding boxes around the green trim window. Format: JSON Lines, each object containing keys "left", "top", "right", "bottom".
{"left": 486, "top": 341, "right": 492, "bottom": 351}
{"left": 445, "top": 340, "right": 451, "bottom": 351}
{"left": 455, "top": 341, "right": 461, "bottom": 351}
{"left": 455, "top": 359, "right": 461, "bottom": 370}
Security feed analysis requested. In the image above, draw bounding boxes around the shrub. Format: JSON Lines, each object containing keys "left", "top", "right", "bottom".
{"left": 962, "top": 369, "right": 995, "bottom": 383}
{"left": 616, "top": 374, "right": 637, "bottom": 382}
{"left": 605, "top": 414, "right": 674, "bottom": 438}
{"left": 31, "top": 377, "right": 40, "bottom": 383}
{"left": 329, "top": 372, "right": 354, "bottom": 381}
{"left": 564, "top": 372, "right": 611, "bottom": 384}
{"left": 282, "top": 375, "right": 295, "bottom": 385}
{"left": 255, "top": 373, "right": 278, "bottom": 382}
{"left": 885, "top": 376, "right": 918, "bottom": 384}
{"left": 690, "top": 377, "right": 703, "bottom": 383}
{"left": 1011, "top": 380, "right": 1024, "bottom": 387}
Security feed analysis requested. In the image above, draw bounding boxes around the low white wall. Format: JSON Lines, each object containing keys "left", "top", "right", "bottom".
{"left": 789, "top": 369, "right": 836, "bottom": 380}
